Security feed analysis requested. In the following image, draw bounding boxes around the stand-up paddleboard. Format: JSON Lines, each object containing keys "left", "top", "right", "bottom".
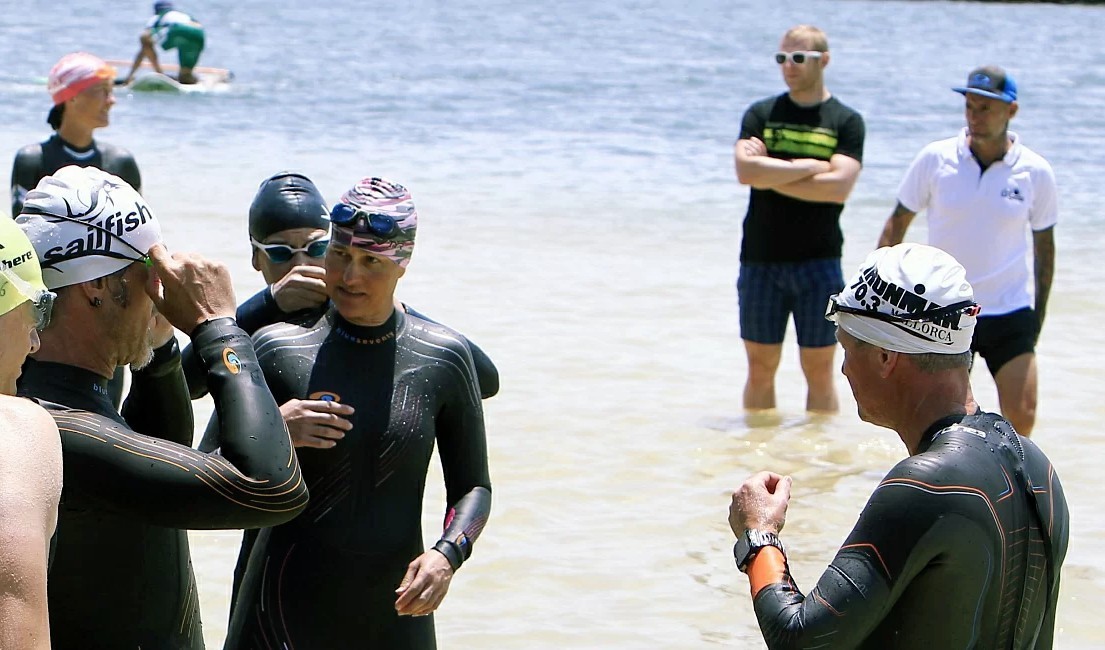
{"left": 127, "top": 71, "right": 227, "bottom": 93}
{"left": 106, "top": 58, "right": 232, "bottom": 92}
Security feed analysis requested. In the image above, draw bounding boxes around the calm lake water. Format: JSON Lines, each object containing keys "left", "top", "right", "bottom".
{"left": 3, "top": 0, "right": 1105, "bottom": 646}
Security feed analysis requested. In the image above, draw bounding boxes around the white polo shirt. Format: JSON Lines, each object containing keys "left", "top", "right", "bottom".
{"left": 897, "top": 128, "right": 1058, "bottom": 316}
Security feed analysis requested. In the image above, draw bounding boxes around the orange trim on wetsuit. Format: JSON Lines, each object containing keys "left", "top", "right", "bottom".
{"left": 747, "top": 545, "right": 788, "bottom": 598}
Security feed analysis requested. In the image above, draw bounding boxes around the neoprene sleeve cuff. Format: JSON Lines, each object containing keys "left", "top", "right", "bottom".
{"left": 432, "top": 540, "right": 464, "bottom": 571}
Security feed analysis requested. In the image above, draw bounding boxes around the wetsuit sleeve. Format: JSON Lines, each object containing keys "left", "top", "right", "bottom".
{"left": 404, "top": 305, "right": 500, "bottom": 398}
{"left": 431, "top": 343, "right": 492, "bottom": 571}
{"left": 56, "top": 318, "right": 308, "bottom": 529}
{"left": 748, "top": 461, "right": 987, "bottom": 649}
{"left": 182, "top": 287, "right": 285, "bottom": 399}
{"left": 235, "top": 286, "right": 284, "bottom": 335}
{"left": 10, "top": 144, "right": 43, "bottom": 218}
{"left": 121, "top": 336, "right": 193, "bottom": 445}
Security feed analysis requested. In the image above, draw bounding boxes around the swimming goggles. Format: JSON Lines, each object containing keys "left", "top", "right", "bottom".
{"left": 825, "top": 295, "right": 980, "bottom": 327}
{"left": 0, "top": 267, "right": 55, "bottom": 331}
{"left": 250, "top": 237, "right": 329, "bottom": 263}
{"left": 328, "top": 204, "right": 400, "bottom": 239}
{"left": 774, "top": 51, "right": 822, "bottom": 65}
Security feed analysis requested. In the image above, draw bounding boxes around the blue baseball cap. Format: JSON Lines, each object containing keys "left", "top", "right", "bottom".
{"left": 953, "top": 66, "right": 1017, "bottom": 103}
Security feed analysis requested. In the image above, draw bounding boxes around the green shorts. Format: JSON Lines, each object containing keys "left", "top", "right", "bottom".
{"left": 162, "top": 23, "right": 205, "bottom": 68}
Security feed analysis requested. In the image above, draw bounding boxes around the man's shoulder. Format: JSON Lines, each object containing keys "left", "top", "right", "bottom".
{"left": 1010, "top": 141, "right": 1056, "bottom": 176}
{"left": 824, "top": 95, "right": 864, "bottom": 120}
{"left": 743, "top": 93, "right": 787, "bottom": 115}
{"left": 0, "top": 396, "right": 61, "bottom": 466}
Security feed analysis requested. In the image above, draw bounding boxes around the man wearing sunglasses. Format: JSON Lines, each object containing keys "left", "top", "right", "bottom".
{"left": 223, "top": 177, "right": 491, "bottom": 650}
{"left": 14, "top": 166, "right": 309, "bottom": 649}
{"left": 0, "top": 216, "right": 63, "bottom": 645}
{"left": 733, "top": 24, "right": 865, "bottom": 414}
{"left": 728, "top": 243, "right": 1068, "bottom": 648}
{"left": 878, "top": 66, "right": 1057, "bottom": 438}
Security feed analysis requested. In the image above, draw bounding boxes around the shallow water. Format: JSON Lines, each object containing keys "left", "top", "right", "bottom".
{"left": 3, "top": 0, "right": 1105, "bottom": 646}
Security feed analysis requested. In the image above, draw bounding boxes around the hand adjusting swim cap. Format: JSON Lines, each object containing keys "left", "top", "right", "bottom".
{"left": 248, "top": 172, "right": 330, "bottom": 242}
{"left": 328, "top": 177, "right": 417, "bottom": 268}
{"left": 0, "top": 217, "right": 51, "bottom": 322}
{"left": 17, "top": 166, "right": 163, "bottom": 290}
{"left": 826, "top": 244, "right": 979, "bottom": 354}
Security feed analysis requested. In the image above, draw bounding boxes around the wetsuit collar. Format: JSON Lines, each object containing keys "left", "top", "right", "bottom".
{"left": 331, "top": 308, "right": 403, "bottom": 346}
{"left": 915, "top": 412, "right": 970, "bottom": 454}
{"left": 18, "top": 358, "right": 121, "bottom": 423}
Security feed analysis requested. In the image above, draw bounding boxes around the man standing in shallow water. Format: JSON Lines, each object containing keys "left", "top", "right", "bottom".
{"left": 728, "top": 244, "right": 1068, "bottom": 648}
{"left": 733, "top": 24, "right": 865, "bottom": 413}
{"left": 879, "top": 66, "right": 1057, "bottom": 437}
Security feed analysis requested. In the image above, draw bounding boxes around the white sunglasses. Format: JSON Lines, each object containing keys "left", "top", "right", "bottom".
{"left": 774, "top": 51, "right": 823, "bottom": 65}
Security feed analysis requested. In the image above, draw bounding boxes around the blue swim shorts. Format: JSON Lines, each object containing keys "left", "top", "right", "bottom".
{"left": 737, "top": 258, "right": 843, "bottom": 348}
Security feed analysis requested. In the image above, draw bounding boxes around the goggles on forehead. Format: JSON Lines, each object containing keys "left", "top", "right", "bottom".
{"left": 328, "top": 203, "right": 400, "bottom": 239}
{"left": 250, "top": 237, "right": 329, "bottom": 263}
{"left": 825, "top": 295, "right": 980, "bottom": 326}
{"left": 38, "top": 211, "right": 152, "bottom": 267}
{"left": 0, "top": 267, "right": 55, "bottom": 331}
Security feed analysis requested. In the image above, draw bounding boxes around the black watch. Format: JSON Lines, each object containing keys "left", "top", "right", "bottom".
{"left": 733, "top": 529, "right": 785, "bottom": 573}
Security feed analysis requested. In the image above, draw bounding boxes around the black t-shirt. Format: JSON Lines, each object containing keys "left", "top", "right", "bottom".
{"left": 738, "top": 93, "right": 864, "bottom": 263}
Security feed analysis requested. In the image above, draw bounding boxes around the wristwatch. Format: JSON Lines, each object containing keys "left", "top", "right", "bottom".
{"left": 733, "top": 528, "right": 785, "bottom": 573}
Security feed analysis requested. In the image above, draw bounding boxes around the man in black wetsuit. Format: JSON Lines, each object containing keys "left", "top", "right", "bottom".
{"left": 728, "top": 243, "right": 1069, "bottom": 649}
{"left": 15, "top": 166, "right": 309, "bottom": 649}
{"left": 11, "top": 53, "right": 141, "bottom": 217}
{"left": 223, "top": 177, "right": 492, "bottom": 649}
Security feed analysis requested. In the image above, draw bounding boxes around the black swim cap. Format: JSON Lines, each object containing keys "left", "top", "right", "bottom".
{"left": 248, "top": 172, "right": 329, "bottom": 242}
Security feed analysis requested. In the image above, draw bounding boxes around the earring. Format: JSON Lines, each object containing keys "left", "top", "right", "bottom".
{"left": 91, "top": 297, "right": 102, "bottom": 307}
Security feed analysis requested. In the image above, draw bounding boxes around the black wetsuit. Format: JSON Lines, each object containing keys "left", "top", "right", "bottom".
{"left": 19, "top": 319, "right": 308, "bottom": 650}
{"left": 222, "top": 308, "right": 492, "bottom": 649}
{"left": 752, "top": 411, "right": 1069, "bottom": 649}
{"left": 10, "top": 134, "right": 142, "bottom": 217}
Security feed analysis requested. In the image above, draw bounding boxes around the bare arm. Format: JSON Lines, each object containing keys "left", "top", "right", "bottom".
{"left": 0, "top": 398, "right": 61, "bottom": 649}
{"left": 734, "top": 138, "right": 830, "bottom": 188}
{"left": 1033, "top": 227, "right": 1055, "bottom": 338}
{"left": 769, "top": 154, "right": 862, "bottom": 204}
{"left": 877, "top": 202, "right": 917, "bottom": 248}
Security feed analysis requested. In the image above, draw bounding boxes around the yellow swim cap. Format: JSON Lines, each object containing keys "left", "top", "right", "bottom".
{"left": 0, "top": 217, "right": 48, "bottom": 318}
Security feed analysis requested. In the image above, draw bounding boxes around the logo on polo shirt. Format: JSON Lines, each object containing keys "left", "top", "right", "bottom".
{"left": 1001, "top": 186, "right": 1025, "bottom": 202}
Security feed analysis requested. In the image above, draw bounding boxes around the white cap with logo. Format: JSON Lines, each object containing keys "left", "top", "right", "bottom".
{"left": 828, "top": 244, "right": 979, "bottom": 354}
{"left": 16, "top": 166, "right": 162, "bottom": 290}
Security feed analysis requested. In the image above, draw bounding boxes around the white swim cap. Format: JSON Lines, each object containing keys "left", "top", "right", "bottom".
{"left": 827, "top": 244, "right": 979, "bottom": 354}
{"left": 17, "top": 166, "right": 162, "bottom": 290}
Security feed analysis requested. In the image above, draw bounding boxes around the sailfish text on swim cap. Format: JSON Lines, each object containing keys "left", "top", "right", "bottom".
{"left": 43, "top": 200, "right": 153, "bottom": 265}
{"left": 850, "top": 265, "right": 963, "bottom": 332}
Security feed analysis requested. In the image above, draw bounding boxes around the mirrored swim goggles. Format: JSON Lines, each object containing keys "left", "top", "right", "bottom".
{"left": 774, "top": 51, "right": 823, "bottom": 65}
{"left": 825, "top": 295, "right": 981, "bottom": 328}
{"left": 250, "top": 237, "right": 329, "bottom": 263}
{"left": 0, "top": 266, "right": 55, "bottom": 331}
{"left": 328, "top": 203, "right": 401, "bottom": 239}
